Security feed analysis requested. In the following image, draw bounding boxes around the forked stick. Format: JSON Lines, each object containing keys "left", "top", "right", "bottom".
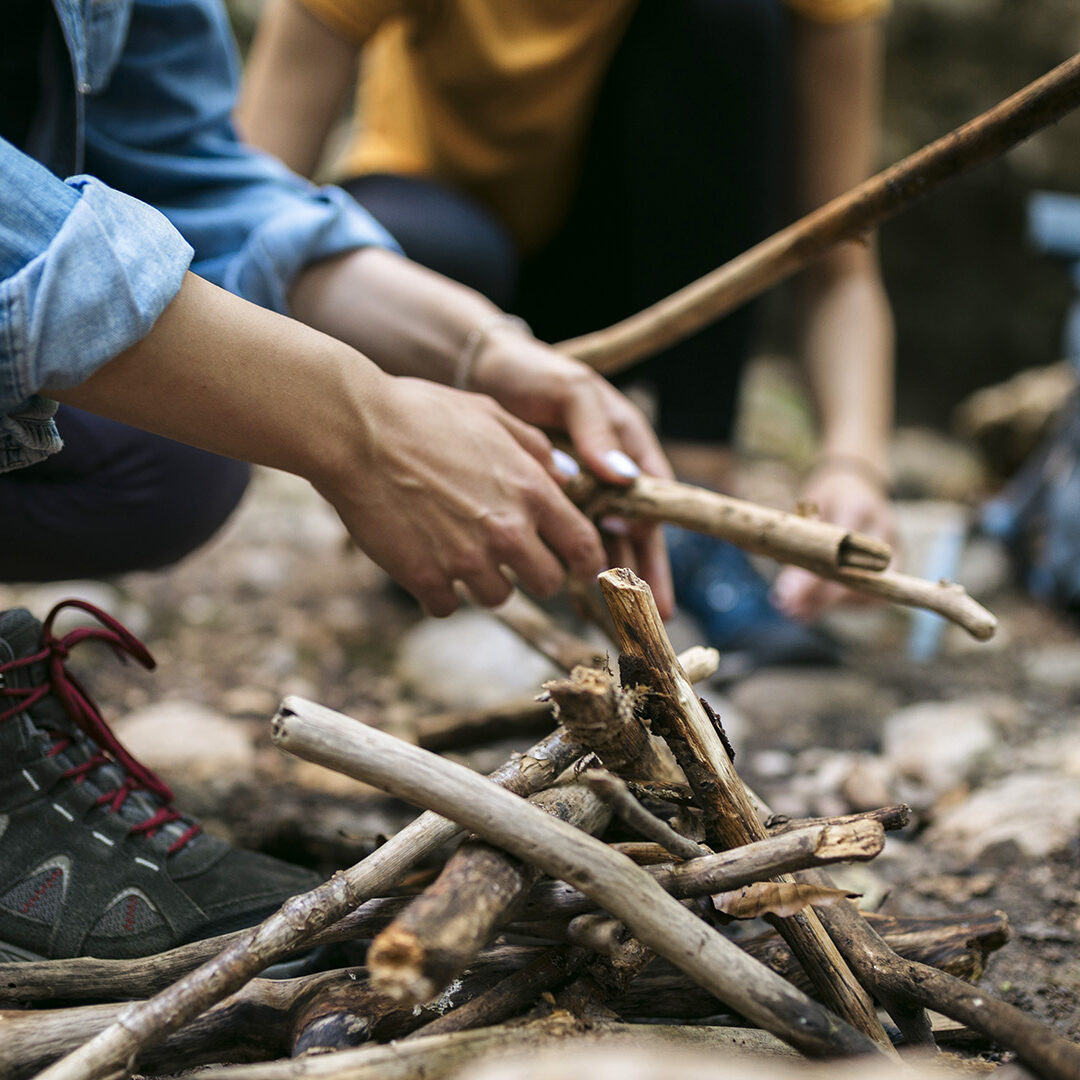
{"left": 578, "top": 476, "right": 996, "bottom": 640}
{"left": 560, "top": 52, "right": 1080, "bottom": 373}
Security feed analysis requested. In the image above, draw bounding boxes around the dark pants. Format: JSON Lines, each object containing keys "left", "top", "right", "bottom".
{"left": 0, "top": 406, "right": 250, "bottom": 582}
{"left": 344, "top": 0, "right": 790, "bottom": 443}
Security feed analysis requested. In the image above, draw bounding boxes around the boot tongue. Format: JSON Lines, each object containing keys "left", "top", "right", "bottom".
{"left": 0, "top": 609, "right": 78, "bottom": 754}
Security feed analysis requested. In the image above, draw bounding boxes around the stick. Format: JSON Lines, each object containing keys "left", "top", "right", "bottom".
{"left": 415, "top": 697, "right": 554, "bottom": 751}
{"left": 269, "top": 698, "right": 883, "bottom": 1059}
{"left": 559, "top": 52, "right": 1080, "bottom": 373}
{"left": 797, "top": 868, "right": 1080, "bottom": 1080}
{"left": 583, "top": 769, "right": 708, "bottom": 861}
{"left": 367, "top": 781, "right": 610, "bottom": 1005}
{"left": 574, "top": 474, "right": 891, "bottom": 572}
{"left": 30, "top": 726, "right": 587, "bottom": 1080}
{"left": 520, "top": 819, "right": 885, "bottom": 920}
{"left": 543, "top": 665, "right": 675, "bottom": 781}
{"left": 579, "top": 478, "right": 995, "bottom": 640}
{"left": 599, "top": 568, "right": 890, "bottom": 1047}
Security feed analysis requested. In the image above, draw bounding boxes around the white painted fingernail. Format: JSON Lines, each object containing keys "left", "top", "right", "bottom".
{"left": 600, "top": 515, "right": 631, "bottom": 536}
{"left": 551, "top": 449, "right": 580, "bottom": 478}
{"left": 604, "top": 449, "right": 640, "bottom": 479}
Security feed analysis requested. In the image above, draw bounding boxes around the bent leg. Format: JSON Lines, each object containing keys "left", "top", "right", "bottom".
{"left": 0, "top": 407, "right": 250, "bottom": 582}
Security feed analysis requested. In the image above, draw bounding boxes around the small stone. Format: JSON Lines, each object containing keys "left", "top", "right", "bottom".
{"left": 841, "top": 754, "right": 896, "bottom": 812}
{"left": 1022, "top": 645, "right": 1080, "bottom": 694}
{"left": 395, "top": 610, "right": 562, "bottom": 710}
{"left": 881, "top": 700, "right": 998, "bottom": 796}
{"left": 925, "top": 772, "right": 1080, "bottom": 859}
{"left": 222, "top": 685, "right": 279, "bottom": 718}
{"left": 112, "top": 700, "right": 256, "bottom": 784}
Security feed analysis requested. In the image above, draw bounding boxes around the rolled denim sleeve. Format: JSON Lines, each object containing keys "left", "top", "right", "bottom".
{"left": 0, "top": 139, "right": 193, "bottom": 471}
{"left": 84, "top": 0, "right": 399, "bottom": 316}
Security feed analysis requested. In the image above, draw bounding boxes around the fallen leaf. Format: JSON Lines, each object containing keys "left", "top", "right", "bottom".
{"left": 712, "top": 881, "right": 860, "bottom": 920}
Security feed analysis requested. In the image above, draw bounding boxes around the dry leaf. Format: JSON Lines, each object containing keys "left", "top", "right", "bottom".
{"left": 711, "top": 881, "right": 860, "bottom": 920}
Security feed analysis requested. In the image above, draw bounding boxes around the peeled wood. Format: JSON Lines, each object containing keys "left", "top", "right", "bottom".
{"left": 270, "top": 698, "right": 884, "bottom": 1059}
{"left": 599, "top": 568, "right": 889, "bottom": 1048}
{"left": 559, "top": 52, "right": 1080, "bottom": 374}
{"left": 31, "top": 726, "right": 587, "bottom": 1080}
{"left": 416, "top": 697, "right": 554, "bottom": 751}
{"left": 574, "top": 474, "right": 891, "bottom": 572}
{"left": 582, "top": 481, "right": 994, "bottom": 640}
{"left": 368, "top": 780, "right": 610, "bottom": 1006}
{"left": 187, "top": 1014, "right": 799, "bottom": 1080}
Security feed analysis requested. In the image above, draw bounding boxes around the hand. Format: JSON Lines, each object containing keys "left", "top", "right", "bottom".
{"left": 772, "top": 464, "right": 894, "bottom": 622}
{"left": 469, "top": 327, "right": 676, "bottom": 616}
{"left": 315, "top": 375, "right": 608, "bottom": 617}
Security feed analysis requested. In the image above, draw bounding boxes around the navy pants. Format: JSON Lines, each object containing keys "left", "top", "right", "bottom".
{"left": 0, "top": 407, "right": 250, "bottom": 582}
{"left": 344, "top": 0, "right": 790, "bottom": 444}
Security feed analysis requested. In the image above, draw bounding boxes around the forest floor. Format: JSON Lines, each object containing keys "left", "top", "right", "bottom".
{"left": 4, "top": 403, "right": 1079, "bottom": 1066}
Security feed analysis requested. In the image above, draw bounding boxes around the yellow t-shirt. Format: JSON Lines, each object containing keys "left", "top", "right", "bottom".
{"left": 300, "top": 0, "right": 889, "bottom": 251}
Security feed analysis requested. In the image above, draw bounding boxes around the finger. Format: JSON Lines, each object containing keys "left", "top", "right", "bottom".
{"left": 407, "top": 573, "right": 461, "bottom": 619}
{"left": 561, "top": 392, "right": 644, "bottom": 487}
{"left": 535, "top": 495, "right": 607, "bottom": 584}
{"left": 495, "top": 410, "right": 560, "bottom": 470}
{"left": 632, "top": 524, "right": 675, "bottom": 619}
{"left": 496, "top": 537, "right": 567, "bottom": 599}
{"left": 457, "top": 565, "right": 516, "bottom": 609}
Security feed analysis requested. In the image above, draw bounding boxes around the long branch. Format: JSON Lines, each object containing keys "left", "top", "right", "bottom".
{"left": 560, "top": 52, "right": 1080, "bottom": 373}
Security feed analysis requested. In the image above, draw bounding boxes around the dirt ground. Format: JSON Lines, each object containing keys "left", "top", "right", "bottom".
{"left": 3, "top": 450, "right": 1078, "bottom": 1064}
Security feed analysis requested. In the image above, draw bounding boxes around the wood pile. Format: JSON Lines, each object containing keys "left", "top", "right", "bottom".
{"left": 5, "top": 555, "right": 1079, "bottom": 1080}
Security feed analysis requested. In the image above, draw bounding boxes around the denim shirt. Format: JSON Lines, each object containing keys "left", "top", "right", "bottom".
{"left": 0, "top": 0, "right": 398, "bottom": 473}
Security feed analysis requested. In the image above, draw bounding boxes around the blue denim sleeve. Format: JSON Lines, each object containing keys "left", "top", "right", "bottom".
{"left": 0, "top": 138, "right": 193, "bottom": 472}
{"left": 84, "top": 0, "right": 399, "bottom": 315}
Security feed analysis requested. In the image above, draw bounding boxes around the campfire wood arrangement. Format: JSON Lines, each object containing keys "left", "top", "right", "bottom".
{"left": 9, "top": 51, "right": 1080, "bottom": 1080}
{"left": 8, "top": 568, "right": 1080, "bottom": 1080}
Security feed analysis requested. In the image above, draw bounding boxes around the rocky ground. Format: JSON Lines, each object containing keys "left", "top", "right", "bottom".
{"left": 3, "top": 396, "right": 1078, "bottom": 1058}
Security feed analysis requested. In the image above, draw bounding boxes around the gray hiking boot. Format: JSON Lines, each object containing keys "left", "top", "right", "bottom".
{"left": 0, "top": 601, "right": 320, "bottom": 962}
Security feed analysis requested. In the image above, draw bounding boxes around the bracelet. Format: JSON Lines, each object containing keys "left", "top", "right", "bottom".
{"left": 453, "top": 313, "right": 531, "bottom": 391}
{"left": 811, "top": 452, "right": 892, "bottom": 492}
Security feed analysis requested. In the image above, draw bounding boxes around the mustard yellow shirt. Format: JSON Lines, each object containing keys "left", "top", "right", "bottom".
{"left": 300, "top": 0, "right": 889, "bottom": 250}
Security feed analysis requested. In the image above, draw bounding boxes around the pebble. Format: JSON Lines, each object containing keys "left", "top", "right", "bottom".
{"left": 881, "top": 700, "right": 998, "bottom": 797}
{"left": 395, "top": 610, "right": 562, "bottom": 710}
{"left": 111, "top": 699, "right": 257, "bottom": 784}
{"left": 925, "top": 771, "right": 1080, "bottom": 859}
{"left": 1022, "top": 645, "right": 1080, "bottom": 694}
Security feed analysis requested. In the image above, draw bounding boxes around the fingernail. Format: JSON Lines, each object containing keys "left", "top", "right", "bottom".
{"left": 604, "top": 449, "right": 640, "bottom": 479}
{"left": 600, "top": 515, "right": 631, "bottom": 536}
{"left": 551, "top": 448, "right": 580, "bottom": 478}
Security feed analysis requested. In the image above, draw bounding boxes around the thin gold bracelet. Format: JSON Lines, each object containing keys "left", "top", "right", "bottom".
{"left": 453, "top": 313, "right": 530, "bottom": 391}
{"left": 811, "top": 452, "right": 892, "bottom": 492}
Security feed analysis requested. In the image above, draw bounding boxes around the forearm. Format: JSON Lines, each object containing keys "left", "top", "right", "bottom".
{"left": 237, "top": 0, "right": 359, "bottom": 178}
{"left": 800, "top": 249, "right": 894, "bottom": 473}
{"left": 45, "top": 272, "right": 382, "bottom": 486}
{"left": 289, "top": 246, "right": 504, "bottom": 384}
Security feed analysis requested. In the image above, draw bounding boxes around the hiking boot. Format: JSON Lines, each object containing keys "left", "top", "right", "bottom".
{"left": 667, "top": 527, "right": 840, "bottom": 681}
{"left": 0, "top": 601, "right": 320, "bottom": 962}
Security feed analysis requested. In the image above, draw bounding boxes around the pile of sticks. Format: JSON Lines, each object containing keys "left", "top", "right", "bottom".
{"left": 8, "top": 569, "right": 1079, "bottom": 1080}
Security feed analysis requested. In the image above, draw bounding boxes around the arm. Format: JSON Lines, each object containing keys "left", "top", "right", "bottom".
{"left": 236, "top": 0, "right": 361, "bottom": 178}
{"left": 773, "top": 14, "right": 896, "bottom": 620}
{"left": 45, "top": 272, "right": 610, "bottom": 617}
{"left": 289, "top": 247, "right": 676, "bottom": 612}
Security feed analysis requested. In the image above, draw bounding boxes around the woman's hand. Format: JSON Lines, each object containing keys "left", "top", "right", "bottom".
{"left": 316, "top": 375, "right": 611, "bottom": 617}
{"left": 772, "top": 463, "right": 894, "bottom": 621}
{"left": 469, "top": 325, "right": 675, "bottom": 616}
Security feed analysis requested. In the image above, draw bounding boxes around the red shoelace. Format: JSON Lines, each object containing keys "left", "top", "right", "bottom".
{"left": 0, "top": 599, "right": 200, "bottom": 854}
